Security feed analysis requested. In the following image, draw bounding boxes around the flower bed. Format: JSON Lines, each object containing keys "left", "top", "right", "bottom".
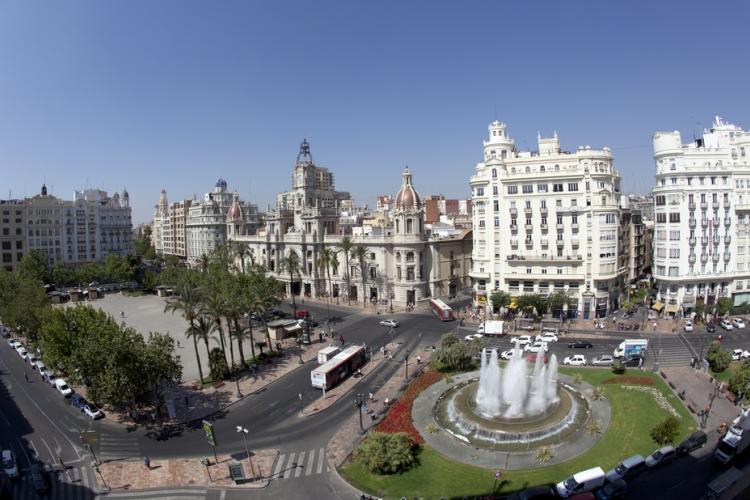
{"left": 620, "top": 385, "right": 681, "bottom": 418}
{"left": 602, "top": 376, "right": 654, "bottom": 386}
{"left": 375, "top": 369, "right": 442, "bottom": 443}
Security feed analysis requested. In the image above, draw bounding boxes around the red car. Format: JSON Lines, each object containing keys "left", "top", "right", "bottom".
{"left": 295, "top": 310, "right": 310, "bottom": 319}
{"left": 526, "top": 353, "right": 549, "bottom": 364}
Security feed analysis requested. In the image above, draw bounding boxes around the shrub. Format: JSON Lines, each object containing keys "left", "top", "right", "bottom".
{"left": 355, "top": 432, "right": 417, "bottom": 474}
{"left": 707, "top": 343, "right": 732, "bottom": 373}
{"left": 728, "top": 360, "right": 750, "bottom": 399}
{"left": 592, "top": 386, "right": 606, "bottom": 401}
{"left": 535, "top": 447, "right": 553, "bottom": 465}
{"left": 586, "top": 420, "right": 603, "bottom": 435}
{"left": 208, "top": 347, "right": 229, "bottom": 381}
{"left": 611, "top": 362, "right": 626, "bottom": 375}
{"left": 426, "top": 423, "right": 439, "bottom": 434}
{"left": 650, "top": 416, "right": 680, "bottom": 445}
{"left": 573, "top": 373, "right": 583, "bottom": 385}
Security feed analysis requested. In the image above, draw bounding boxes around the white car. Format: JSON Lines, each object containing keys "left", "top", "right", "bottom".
{"left": 524, "top": 341, "right": 549, "bottom": 353}
{"left": 26, "top": 352, "right": 37, "bottom": 365}
{"left": 500, "top": 350, "right": 517, "bottom": 360}
{"left": 731, "top": 349, "right": 750, "bottom": 361}
{"left": 15, "top": 345, "right": 28, "bottom": 360}
{"left": 82, "top": 402, "right": 104, "bottom": 420}
{"left": 732, "top": 318, "right": 746, "bottom": 329}
{"left": 379, "top": 320, "right": 400, "bottom": 328}
{"left": 592, "top": 355, "right": 614, "bottom": 366}
{"left": 536, "top": 333, "right": 559, "bottom": 343}
{"left": 7, "top": 338, "right": 20, "bottom": 349}
{"left": 511, "top": 335, "right": 533, "bottom": 346}
{"left": 54, "top": 378, "right": 73, "bottom": 397}
{"left": 1, "top": 449, "right": 18, "bottom": 479}
{"left": 720, "top": 319, "right": 734, "bottom": 331}
{"left": 683, "top": 320, "right": 694, "bottom": 333}
{"left": 564, "top": 354, "right": 587, "bottom": 366}
{"left": 465, "top": 333, "right": 484, "bottom": 342}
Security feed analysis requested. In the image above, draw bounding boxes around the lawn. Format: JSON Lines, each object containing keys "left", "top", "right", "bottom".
{"left": 711, "top": 361, "right": 740, "bottom": 384}
{"left": 340, "top": 367, "right": 696, "bottom": 499}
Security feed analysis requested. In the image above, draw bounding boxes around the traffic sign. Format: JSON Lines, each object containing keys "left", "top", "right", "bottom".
{"left": 202, "top": 420, "right": 217, "bottom": 447}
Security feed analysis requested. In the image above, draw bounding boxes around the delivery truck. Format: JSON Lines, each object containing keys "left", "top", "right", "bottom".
{"left": 478, "top": 320, "right": 506, "bottom": 336}
{"left": 613, "top": 339, "right": 648, "bottom": 358}
{"left": 714, "top": 408, "right": 750, "bottom": 464}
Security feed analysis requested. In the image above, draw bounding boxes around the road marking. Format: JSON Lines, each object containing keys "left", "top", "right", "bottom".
{"left": 15, "top": 437, "right": 32, "bottom": 466}
{"left": 316, "top": 448, "right": 324, "bottom": 474}
{"left": 294, "top": 451, "right": 305, "bottom": 477}
{"left": 305, "top": 448, "right": 315, "bottom": 476}
{"left": 101, "top": 488, "right": 208, "bottom": 498}
{"left": 282, "top": 452, "right": 296, "bottom": 479}
{"left": 218, "top": 490, "right": 226, "bottom": 500}
{"left": 271, "top": 453, "right": 285, "bottom": 478}
{"left": 40, "top": 437, "right": 56, "bottom": 463}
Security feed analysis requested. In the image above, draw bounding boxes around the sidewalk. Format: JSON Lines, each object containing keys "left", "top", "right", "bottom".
{"left": 94, "top": 449, "right": 278, "bottom": 492}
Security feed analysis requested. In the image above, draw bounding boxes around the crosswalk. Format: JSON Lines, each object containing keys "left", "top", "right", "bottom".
{"left": 6, "top": 464, "right": 94, "bottom": 500}
{"left": 96, "top": 434, "right": 140, "bottom": 461}
{"left": 270, "top": 447, "right": 329, "bottom": 480}
{"left": 96, "top": 488, "right": 208, "bottom": 500}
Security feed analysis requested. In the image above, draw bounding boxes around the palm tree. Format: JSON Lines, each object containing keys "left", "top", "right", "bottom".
{"left": 353, "top": 243, "right": 369, "bottom": 309}
{"left": 164, "top": 280, "right": 205, "bottom": 383}
{"left": 197, "top": 253, "right": 210, "bottom": 273}
{"left": 330, "top": 250, "right": 340, "bottom": 305}
{"left": 281, "top": 251, "right": 300, "bottom": 317}
{"left": 340, "top": 235, "right": 354, "bottom": 305}
{"left": 232, "top": 241, "right": 251, "bottom": 274}
{"left": 317, "top": 249, "right": 333, "bottom": 298}
{"left": 200, "top": 289, "right": 230, "bottom": 371}
{"left": 190, "top": 316, "right": 215, "bottom": 379}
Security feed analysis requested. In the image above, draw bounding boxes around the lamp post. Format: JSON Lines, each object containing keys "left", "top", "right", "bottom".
{"left": 354, "top": 393, "right": 365, "bottom": 430}
{"left": 236, "top": 426, "right": 256, "bottom": 479}
{"left": 404, "top": 352, "right": 409, "bottom": 379}
{"left": 297, "top": 334, "right": 304, "bottom": 364}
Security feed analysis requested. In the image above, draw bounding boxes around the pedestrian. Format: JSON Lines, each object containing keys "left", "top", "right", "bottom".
{"left": 144, "top": 456, "right": 151, "bottom": 469}
{"left": 176, "top": 339, "right": 181, "bottom": 348}
{"left": 417, "top": 355, "right": 422, "bottom": 365}
{"left": 380, "top": 346, "right": 385, "bottom": 358}
{"left": 184, "top": 396, "right": 189, "bottom": 407}
{"left": 121, "top": 311, "right": 125, "bottom": 318}
{"left": 24, "top": 373, "right": 28, "bottom": 382}
{"left": 368, "top": 392, "right": 373, "bottom": 402}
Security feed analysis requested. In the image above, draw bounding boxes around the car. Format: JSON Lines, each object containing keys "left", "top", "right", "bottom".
{"left": 33, "top": 360, "right": 47, "bottom": 374}
{"left": 465, "top": 333, "right": 484, "bottom": 341}
{"left": 732, "top": 317, "right": 746, "bottom": 329}
{"left": 720, "top": 319, "right": 734, "bottom": 331}
{"left": 536, "top": 333, "right": 559, "bottom": 343}
{"left": 500, "top": 350, "right": 516, "bottom": 360}
{"left": 524, "top": 341, "right": 549, "bottom": 353}
{"left": 29, "top": 462, "right": 47, "bottom": 494}
{"left": 379, "top": 319, "right": 400, "bottom": 328}
{"left": 568, "top": 340, "right": 593, "bottom": 349}
{"left": 7, "top": 338, "right": 20, "bottom": 349}
{"left": 563, "top": 355, "right": 587, "bottom": 366}
{"left": 82, "top": 402, "right": 104, "bottom": 420}
{"left": 594, "top": 478, "right": 627, "bottom": 500}
{"left": 1, "top": 449, "right": 18, "bottom": 479}
{"left": 15, "top": 345, "right": 28, "bottom": 359}
{"left": 676, "top": 430, "right": 707, "bottom": 455}
{"left": 706, "top": 323, "right": 716, "bottom": 333}
{"left": 295, "top": 310, "right": 310, "bottom": 319}
{"left": 614, "top": 356, "right": 643, "bottom": 368}
{"left": 71, "top": 393, "right": 88, "bottom": 410}
{"left": 592, "top": 355, "right": 614, "bottom": 366}
{"left": 605, "top": 454, "right": 645, "bottom": 482}
{"left": 507, "top": 484, "right": 559, "bottom": 500}
{"left": 25, "top": 351, "right": 37, "bottom": 365}
{"left": 38, "top": 367, "right": 55, "bottom": 385}
{"left": 526, "top": 353, "right": 549, "bottom": 364}
{"left": 645, "top": 445, "right": 676, "bottom": 468}
{"left": 302, "top": 318, "right": 319, "bottom": 328}
{"left": 731, "top": 349, "right": 750, "bottom": 361}
{"left": 511, "top": 335, "right": 533, "bottom": 346}
{"left": 55, "top": 378, "right": 73, "bottom": 397}
{"left": 683, "top": 320, "right": 694, "bottom": 333}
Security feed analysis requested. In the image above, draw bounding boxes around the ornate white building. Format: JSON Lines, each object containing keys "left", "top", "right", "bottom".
{"left": 470, "top": 121, "right": 626, "bottom": 319}
{"left": 652, "top": 116, "right": 750, "bottom": 312}
{"left": 230, "top": 140, "right": 472, "bottom": 308}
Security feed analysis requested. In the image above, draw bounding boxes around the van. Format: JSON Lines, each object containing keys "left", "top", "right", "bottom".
{"left": 556, "top": 467, "right": 606, "bottom": 498}
{"left": 605, "top": 454, "right": 645, "bottom": 481}
{"left": 1, "top": 449, "right": 18, "bottom": 479}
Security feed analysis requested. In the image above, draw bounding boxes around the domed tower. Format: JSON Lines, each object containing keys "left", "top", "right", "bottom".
{"left": 157, "top": 189, "right": 168, "bottom": 216}
{"left": 483, "top": 120, "right": 515, "bottom": 162}
{"left": 122, "top": 188, "right": 130, "bottom": 208}
{"left": 112, "top": 192, "right": 121, "bottom": 207}
{"left": 41, "top": 183, "right": 48, "bottom": 196}
{"left": 392, "top": 166, "right": 426, "bottom": 307}
{"left": 227, "top": 193, "right": 244, "bottom": 237}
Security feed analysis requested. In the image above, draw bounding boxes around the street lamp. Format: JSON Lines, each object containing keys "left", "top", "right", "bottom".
{"left": 354, "top": 393, "right": 365, "bottom": 430}
{"left": 404, "top": 352, "right": 409, "bottom": 379}
{"left": 297, "top": 333, "right": 304, "bottom": 364}
{"left": 236, "top": 426, "right": 256, "bottom": 479}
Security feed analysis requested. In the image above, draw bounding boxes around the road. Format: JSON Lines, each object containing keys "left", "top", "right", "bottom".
{"left": 3, "top": 302, "right": 750, "bottom": 499}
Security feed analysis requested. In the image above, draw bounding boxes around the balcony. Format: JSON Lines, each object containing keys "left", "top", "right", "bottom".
{"left": 525, "top": 224, "right": 534, "bottom": 232}
{"left": 524, "top": 207, "right": 533, "bottom": 215}
{"left": 713, "top": 219, "right": 720, "bottom": 227}
{"left": 540, "top": 207, "right": 548, "bottom": 215}
{"left": 556, "top": 239, "right": 564, "bottom": 247}
{"left": 713, "top": 235, "right": 721, "bottom": 245}
{"left": 509, "top": 208, "right": 518, "bottom": 216}
{"left": 572, "top": 238, "right": 580, "bottom": 247}
{"left": 701, "top": 236, "right": 709, "bottom": 245}
{"left": 556, "top": 223, "right": 564, "bottom": 231}
{"left": 688, "top": 201, "right": 696, "bottom": 210}
{"left": 540, "top": 224, "right": 548, "bottom": 231}
{"left": 701, "top": 201, "right": 708, "bottom": 210}
{"left": 571, "top": 223, "right": 579, "bottom": 232}
{"left": 725, "top": 200, "right": 731, "bottom": 209}
{"left": 701, "top": 253, "right": 708, "bottom": 264}
{"left": 724, "top": 253, "right": 731, "bottom": 262}
{"left": 688, "top": 236, "right": 696, "bottom": 246}
{"left": 510, "top": 224, "right": 518, "bottom": 232}
{"left": 701, "top": 219, "right": 708, "bottom": 227}
{"left": 725, "top": 235, "right": 732, "bottom": 244}
{"left": 688, "top": 253, "right": 696, "bottom": 264}
{"left": 712, "top": 201, "right": 720, "bottom": 210}
{"left": 525, "top": 239, "right": 533, "bottom": 247}
{"left": 725, "top": 217, "right": 732, "bottom": 226}
{"left": 507, "top": 254, "right": 583, "bottom": 263}
{"left": 689, "top": 218, "right": 696, "bottom": 228}
{"left": 510, "top": 238, "right": 518, "bottom": 247}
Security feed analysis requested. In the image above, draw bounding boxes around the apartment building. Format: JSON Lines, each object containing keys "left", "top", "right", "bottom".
{"left": 652, "top": 116, "right": 750, "bottom": 312}
{"left": 470, "top": 121, "right": 626, "bottom": 319}
{"left": 0, "top": 200, "right": 26, "bottom": 272}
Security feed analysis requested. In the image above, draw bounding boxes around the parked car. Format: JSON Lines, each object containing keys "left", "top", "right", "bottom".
{"left": 25, "top": 351, "right": 37, "bottom": 365}
{"left": 706, "top": 323, "right": 716, "bottom": 333}
{"left": 7, "top": 338, "right": 20, "bottom": 349}
{"left": 645, "top": 445, "right": 676, "bottom": 468}
{"left": 379, "top": 319, "right": 400, "bottom": 328}
{"left": 70, "top": 393, "right": 88, "bottom": 410}
{"left": 55, "top": 378, "right": 73, "bottom": 397}
{"left": 605, "top": 454, "right": 645, "bottom": 481}
{"left": 592, "top": 355, "right": 614, "bottom": 366}
{"left": 556, "top": 467, "right": 606, "bottom": 497}
{"left": 465, "top": 333, "right": 484, "bottom": 341}
{"left": 594, "top": 478, "right": 627, "bottom": 500}
{"left": 720, "top": 319, "right": 734, "bottom": 331}
{"left": 507, "top": 484, "right": 558, "bottom": 500}
{"left": 525, "top": 342, "right": 549, "bottom": 353}
{"left": 568, "top": 340, "right": 593, "bottom": 349}
{"left": 563, "top": 355, "right": 587, "bottom": 366}
{"left": 684, "top": 320, "right": 694, "bottom": 332}
{"left": 501, "top": 350, "right": 516, "bottom": 360}
{"left": 1, "top": 449, "right": 18, "bottom": 479}
{"left": 295, "top": 310, "right": 310, "bottom": 319}
{"left": 676, "top": 430, "right": 707, "bottom": 455}
{"left": 511, "top": 335, "right": 533, "bottom": 346}
{"left": 15, "top": 345, "right": 28, "bottom": 360}
{"left": 82, "top": 402, "right": 104, "bottom": 420}
{"left": 614, "top": 356, "right": 643, "bottom": 368}
{"left": 39, "top": 367, "right": 55, "bottom": 385}
{"left": 33, "top": 360, "right": 47, "bottom": 374}
{"left": 536, "top": 333, "right": 559, "bottom": 343}
{"left": 731, "top": 349, "right": 750, "bottom": 361}
{"left": 732, "top": 317, "right": 746, "bottom": 329}
{"left": 29, "top": 462, "right": 47, "bottom": 494}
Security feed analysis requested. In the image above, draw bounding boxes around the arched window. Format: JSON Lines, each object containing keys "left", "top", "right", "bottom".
{"left": 525, "top": 166, "right": 530, "bottom": 173}
{"left": 511, "top": 167, "right": 516, "bottom": 173}
{"left": 540, "top": 165, "right": 545, "bottom": 172}
{"left": 395, "top": 252, "right": 401, "bottom": 261}
{"left": 492, "top": 168, "right": 497, "bottom": 178}
{"left": 406, "top": 252, "right": 415, "bottom": 263}
{"left": 554, "top": 164, "right": 560, "bottom": 172}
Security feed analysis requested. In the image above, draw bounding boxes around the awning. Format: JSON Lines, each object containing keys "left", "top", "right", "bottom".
{"left": 665, "top": 304, "right": 679, "bottom": 314}
{"left": 651, "top": 302, "right": 665, "bottom": 312}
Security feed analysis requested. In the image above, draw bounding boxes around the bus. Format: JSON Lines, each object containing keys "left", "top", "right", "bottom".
{"left": 311, "top": 345, "right": 366, "bottom": 389}
{"left": 430, "top": 298, "right": 455, "bottom": 321}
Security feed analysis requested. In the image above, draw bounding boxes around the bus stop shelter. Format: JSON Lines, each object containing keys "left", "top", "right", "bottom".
{"left": 267, "top": 319, "right": 302, "bottom": 343}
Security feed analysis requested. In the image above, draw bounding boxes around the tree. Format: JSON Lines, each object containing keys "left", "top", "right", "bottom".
{"left": 517, "top": 293, "right": 546, "bottom": 316}
{"left": 694, "top": 297, "right": 706, "bottom": 319}
{"left": 197, "top": 253, "right": 210, "bottom": 273}
{"left": 707, "top": 342, "right": 732, "bottom": 372}
{"left": 191, "top": 316, "right": 215, "bottom": 379}
{"left": 729, "top": 359, "right": 750, "bottom": 402}
{"left": 134, "top": 225, "right": 156, "bottom": 260}
{"left": 548, "top": 292, "right": 572, "bottom": 319}
{"left": 18, "top": 250, "right": 50, "bottom": 283}
{"left": 354, "top": 432, "right": 416, "bottom": 475}
{"left": 490, "top": 291, "right": 511, "bottom": 313}
{"left": 103, "top": 254, "right": 134, "bottom": 283}
{"left": 353, "top": 243, "right": 369, "bottom": 308}
{"left": 207, "top": 347, "right": 229, "bottom": 382}
{"left": 0, "top": 270, "right": 49, "bottom": 344}
{"left": 200, "top": 285, "right": 230, "bottom": 370}
{"left": 329, "top": 250, "right": 340, "bottom": 304}
{"left": 339, "top": 235, "right": 354, "bottom": 305}
{"left": 317, "top": 248, "right": 332, "bottom": 298}
{"left": 435, "top": 335, "right": 479, "bottom": 372}
{"left": 165, "top": 279, "right": 205, "bottom": 383}
{"left": 650, "top": 416, "right": 680, "bottom": 445}
{"left": 717, "top": 297, "right": 733, "bottom": 317}
{"left": 280, "top": 251, "right": 300, "bottom": 316}
{"left": 232, "top": 241, "right": 251, "bottom": 274}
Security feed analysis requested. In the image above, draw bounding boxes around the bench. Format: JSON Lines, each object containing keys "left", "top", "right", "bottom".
{"left": 213, "top": 381, "right": 226, "bottom": 389}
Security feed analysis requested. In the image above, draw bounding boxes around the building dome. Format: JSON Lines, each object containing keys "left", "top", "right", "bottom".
{"left": 395, "top": 166, "right": 421, "bottom": 210}
{"left": 215, "top": 178, "right": 228, "bottom": 189}
{"left": 227, "top": 195, "right": 243, "bottom": 222}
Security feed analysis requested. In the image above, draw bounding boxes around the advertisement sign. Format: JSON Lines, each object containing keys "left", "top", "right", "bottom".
{"left": 624, "top": 344, "right": 645, "bottom": 358}
{"left": 476, "top": 295, "right": 486, "bottom": 305}
{"left": 202, "top": 420, "right": 217, "bottom": 447}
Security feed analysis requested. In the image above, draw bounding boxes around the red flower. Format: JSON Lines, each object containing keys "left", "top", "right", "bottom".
{"left": 375, "top": 370, "right": 442, "bottom": 443}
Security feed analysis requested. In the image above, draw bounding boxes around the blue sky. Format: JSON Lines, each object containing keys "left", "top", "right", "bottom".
{"left": 1, "top": 1, "right": 748, "bottom": 223}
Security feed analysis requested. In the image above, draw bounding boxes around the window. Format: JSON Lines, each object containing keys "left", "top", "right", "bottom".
{"left": 568, "top": 183, "right": 578, "bottom": 191}
{"left": 492, "top": 168, "right": 497, "bottom": 178}
{"left": 585, "top": 181, "right": 590, "bottom": 191}
{"left": 476, "top": 187, "right": 484, "bottom": 196}
{"left": 553, "top": 184, "right": 564, "bottom": 192}
{"left": 479, "top": 220, "right": 485, "bottom": 228}
{"left": 655, "top": 195, "right": 666, "bottom": 206}
{"left": 541, "top": 200, "right": 546, "bottom": 208}
{"left": 537, "top": 184, "right": 548, "bottom": 193}
{"left": 494, "top": 217, "right": 499, "bottom": 227}
{"left": 526, "top": 217, "right": 532, "bottom": 225}
{"left": 656, "top": 213, "right": 667, "bottom": 223}
{"left": 669, "top": 230, "right": 680, "bottom": 240}
{"left": 507, "top": 185, "right": 518, "bottom": 194}
{"left": 526, "top": 267, "right": 532, "bottom": 274}
{"left": 493, "top": 186, "right": 498, "bottom": 195}
{"left": 540, "top": 165, "right": 545, "bottom": 172}
{"left": 669, "top": 213, "right": 680, "bottom": 223}
{"left": 669, "top": 248, "right": 680, "bottom": 258}
{"left": 656, "top": 247, "right": 666, "bottom": 258}
{"left": 493, "top": 200, "right": 499, "bottom": 211}
{"left": 522, "top": 185, "right": 533, "bottom": 194}
{"left": 525, "top": 200, "right": 531, "bottom": 209}
{"left": 711, "top": 176, "right": 716, "bottom": 185}
{"left": 557, "top": 215, "right": 563, "bottom": 224}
